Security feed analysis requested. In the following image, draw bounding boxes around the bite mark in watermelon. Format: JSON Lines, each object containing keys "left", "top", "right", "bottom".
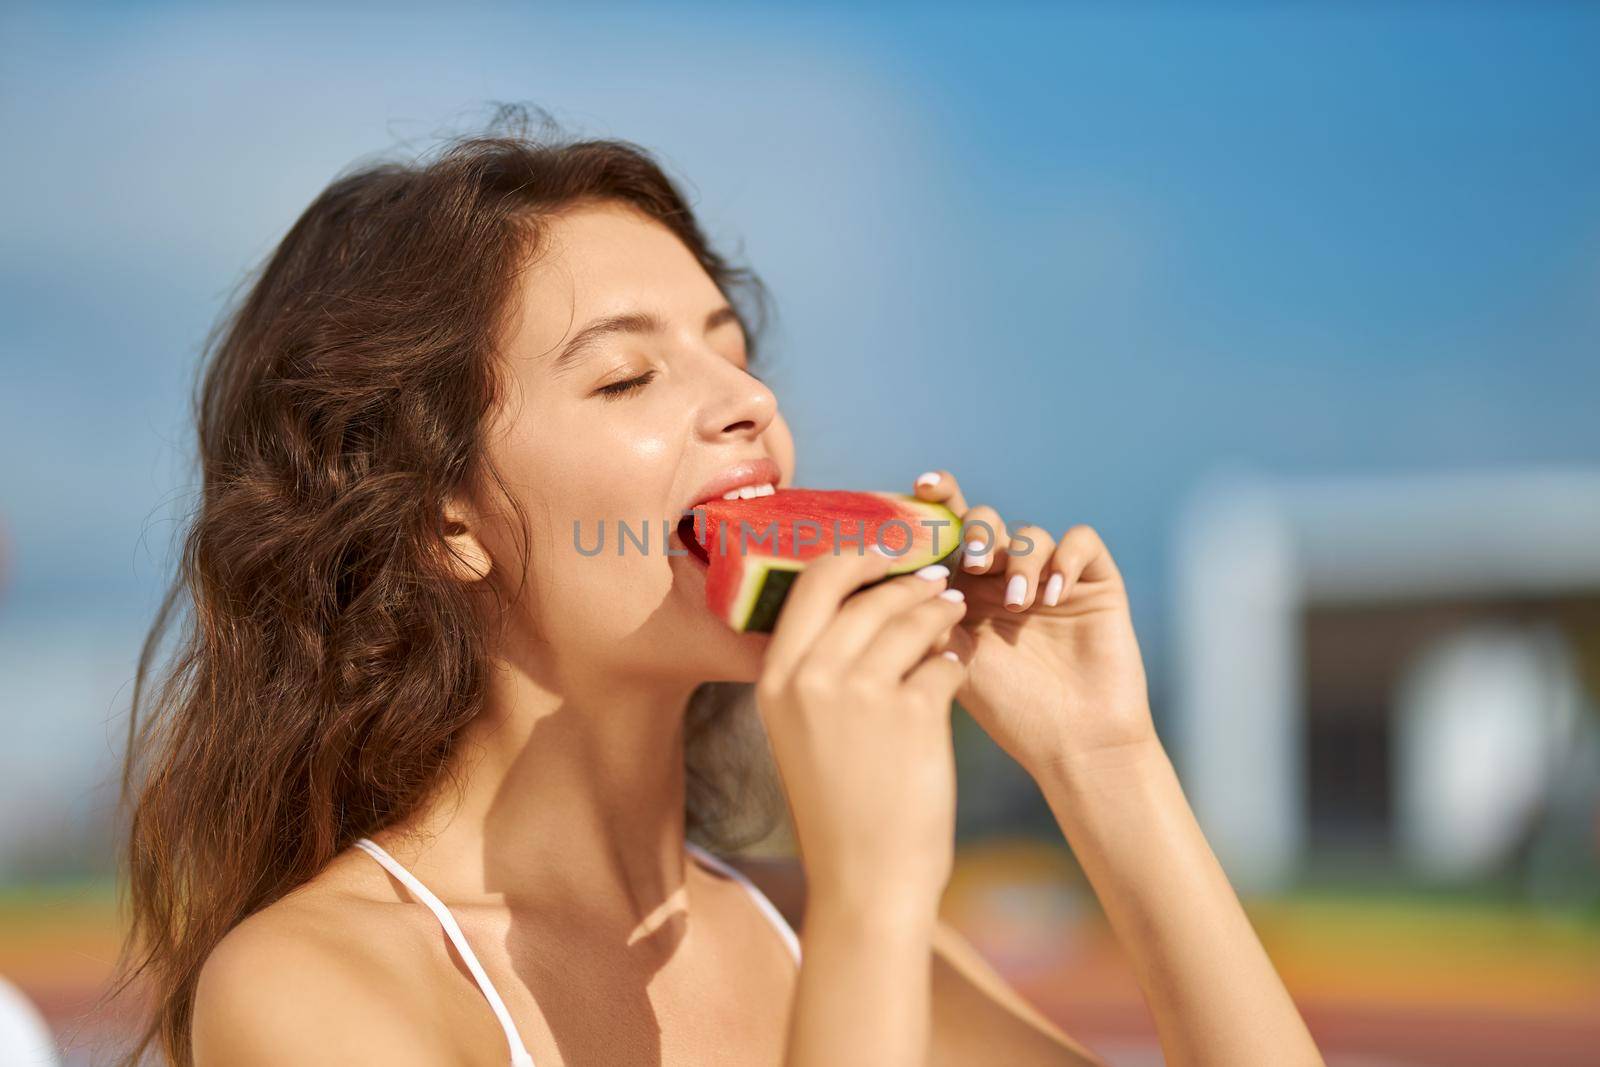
{"left": 680, "top": 488, "right": 964, "bottom": 633}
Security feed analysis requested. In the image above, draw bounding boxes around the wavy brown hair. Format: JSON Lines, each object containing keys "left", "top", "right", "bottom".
{"left": 105, "top": 106, "right": 785, "bottom": 1067}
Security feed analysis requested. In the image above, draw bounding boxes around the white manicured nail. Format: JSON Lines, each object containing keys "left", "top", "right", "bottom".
{"left": 939, "top": 588, "right": 965, "bottom": 603}
{"left": 1043, "top": 572, "right": 1064, "bottom": 606}
{"left": 915, "top": 471, "right": 942, "bottom": 488}
{"left": 914, "top": 564, "right": 950, "bottom": 581}
{"left": 1005, "top": 574, "right": 1027, "bottom": 607}
{"left": 940, "top": 649, "right": 961, "bottom": 662}
{"left": 962, "top": 539, "right": 988, "bottom": 571}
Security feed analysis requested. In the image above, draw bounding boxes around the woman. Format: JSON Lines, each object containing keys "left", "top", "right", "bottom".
{"left": 112, "top": 111, "right": 1323, "bottom": 1066}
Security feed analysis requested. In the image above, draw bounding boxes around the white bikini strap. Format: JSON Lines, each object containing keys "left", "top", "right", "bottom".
{"left": 686, "top": 843, "right": 803, "bottom": 965}
{"left": 353, "top": 838, "right": 536, "bottom": 1067}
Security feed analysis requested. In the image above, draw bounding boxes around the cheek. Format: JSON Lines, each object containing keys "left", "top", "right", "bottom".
{"left": 539, "top": 480, "right": 673, "bottom": 605}
{"left": 509, "top": 421, "right": 682, "bottom": 633}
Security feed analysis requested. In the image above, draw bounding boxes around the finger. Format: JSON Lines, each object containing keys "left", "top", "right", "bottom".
{"left": 999, "top": 524, "right": 1056, "bottom": 612}
{"left": 902, "top": 644, "right": 968, "bottom": 708}
{"left": 1040, "top": 524, "right": 1123, "bottom": 607}
{"left": 911, "top": 469, "right": 969, "bottom": 516}
{"left": 919, "top": 594, "right": 972, "bottom": 664}
{"left": 854, "top": 585, "right": 969, "bottom": 682}
{"left": 762, "top": 546, "right": 899, "bottom": 681}
{"left": 804, "top": 562, "right": 954, "bottom": 668}
{"left": 937, "top": 621, "right": 977, "bottom": 663}
{"left": 958, "top": 505, "right": 1008, "bottom": 576}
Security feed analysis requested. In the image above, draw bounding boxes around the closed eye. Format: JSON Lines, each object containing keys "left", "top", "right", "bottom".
{"left": 594, "top": 370, "right": 658, "bottom": 400}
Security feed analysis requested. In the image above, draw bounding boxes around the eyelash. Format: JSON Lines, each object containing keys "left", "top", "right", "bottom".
{"left": 592, "top": 360, "right": 761, "bottom": 401}
{"left": 595, "top": 370, "right": 658, "bottom": 400}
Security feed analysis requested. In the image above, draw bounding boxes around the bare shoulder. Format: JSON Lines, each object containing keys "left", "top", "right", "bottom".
{"left": 192, "top": 878, "right": 449, "bottom": 1066}
{"left": 726, "top": 853, "right": 1105, "bottom": 1067}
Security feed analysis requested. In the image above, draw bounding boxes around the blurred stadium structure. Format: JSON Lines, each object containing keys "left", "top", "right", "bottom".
{"left": 1173, "top": 466, "right": 1600, "bottom": 899}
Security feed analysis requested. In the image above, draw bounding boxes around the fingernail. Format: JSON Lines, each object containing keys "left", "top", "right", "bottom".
{"left": 914, "top": 563, "right": 950, "bottom": 581}
{"left": 1043, "top": 572, "right": 1064, "bottom": 606}
{"left": 915, "top": 471, "right": 942, "bottom": 488}
{"left": 939, "top": 588, "right": 965, "bottom": 603}
{"left": 940, "top": 649, "right": 961, "bottom": 662}
{"left": 1005, "top": 574, "right": 1027, "bottom": 607}
{"left": 868, "top": 543, "right": 890, "bottom": 556}
{"left": 962, "top": 539, "right": 988, "bottom": 571}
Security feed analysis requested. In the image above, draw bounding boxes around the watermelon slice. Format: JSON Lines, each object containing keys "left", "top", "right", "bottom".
{"left": 680, "top": 488, "right": 964, "bottom": 633}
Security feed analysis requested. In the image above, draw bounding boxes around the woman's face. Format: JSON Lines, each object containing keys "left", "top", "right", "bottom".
{"left": 467, "top": 200, "right": 795, "bottom": 685}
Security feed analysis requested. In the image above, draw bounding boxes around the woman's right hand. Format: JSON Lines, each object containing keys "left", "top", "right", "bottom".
{"left": 754, "top": 547, "right": 970, "bottom": 918}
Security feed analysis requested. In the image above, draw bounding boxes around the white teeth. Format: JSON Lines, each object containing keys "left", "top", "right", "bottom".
{"left": 718, "top": 481, "right": 776, "bottom": 502}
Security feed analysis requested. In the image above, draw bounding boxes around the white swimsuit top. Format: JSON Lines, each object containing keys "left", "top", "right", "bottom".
{"left": 352, "top": 836, "right": 802, "bottom": 1067}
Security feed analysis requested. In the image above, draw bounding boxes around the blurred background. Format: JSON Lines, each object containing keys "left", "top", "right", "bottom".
{"left": 2, "top": 2, "right": 1597, "bottom": 1064}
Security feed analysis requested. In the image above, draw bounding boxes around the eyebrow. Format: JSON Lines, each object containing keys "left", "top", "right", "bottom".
{"left": 550, "top": 305, "right": 742, "bottom": 375}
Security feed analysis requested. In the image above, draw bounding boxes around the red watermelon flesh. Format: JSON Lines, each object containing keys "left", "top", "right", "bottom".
{"left": 680, "top": 488, "right": 963, "bottom": 633}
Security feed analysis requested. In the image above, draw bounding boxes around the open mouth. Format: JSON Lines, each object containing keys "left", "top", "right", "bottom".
{"left": 677, "top": 512, "right": 710, "bottom": 567}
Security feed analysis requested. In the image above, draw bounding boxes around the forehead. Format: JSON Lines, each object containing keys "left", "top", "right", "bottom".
{"left": 509, "top": 201, "right": 718, "bottom": 341}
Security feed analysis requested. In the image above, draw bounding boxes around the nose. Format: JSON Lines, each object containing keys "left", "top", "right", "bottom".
{"left": 695, "top": 358, "right": 778, "bottom": 442}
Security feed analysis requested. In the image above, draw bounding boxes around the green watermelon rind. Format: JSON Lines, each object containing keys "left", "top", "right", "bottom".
{"left": 731, "top": 495, "right": 965, "bottom": 634}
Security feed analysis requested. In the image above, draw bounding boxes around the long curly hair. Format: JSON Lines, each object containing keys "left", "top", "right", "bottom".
{"left": 105, "top": 105, "right": 786, "bottom": 1067}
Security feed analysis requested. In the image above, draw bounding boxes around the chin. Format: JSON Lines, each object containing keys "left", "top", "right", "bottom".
{"left": 650, "top": 545, "right": 772, "bottom": 683}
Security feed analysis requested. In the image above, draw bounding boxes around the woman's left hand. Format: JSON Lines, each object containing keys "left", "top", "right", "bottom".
{"left": 910, "top": 470, "right": 1157, "bottom": 782}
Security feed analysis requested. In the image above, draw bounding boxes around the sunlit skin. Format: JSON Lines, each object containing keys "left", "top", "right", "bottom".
{"left": 193, "top": 200, "right": 1322, "bottom": 1067}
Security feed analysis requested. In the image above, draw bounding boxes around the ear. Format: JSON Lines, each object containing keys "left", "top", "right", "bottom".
{"left": 441, "top": 493, "right": 493, "bottom": 583}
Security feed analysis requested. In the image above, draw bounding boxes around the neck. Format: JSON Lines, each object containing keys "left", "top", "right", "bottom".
{"left": 382, "top": 650, "right": 703, "bottom": 927}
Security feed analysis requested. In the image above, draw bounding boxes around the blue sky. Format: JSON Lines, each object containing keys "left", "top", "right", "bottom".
{"left": 2, "top": 2, "right": 1598, "bottom": 853}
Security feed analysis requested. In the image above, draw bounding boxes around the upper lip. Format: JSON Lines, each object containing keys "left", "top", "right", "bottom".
{"left": 682, "top": 457, "right": 782, "bottom": 512}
